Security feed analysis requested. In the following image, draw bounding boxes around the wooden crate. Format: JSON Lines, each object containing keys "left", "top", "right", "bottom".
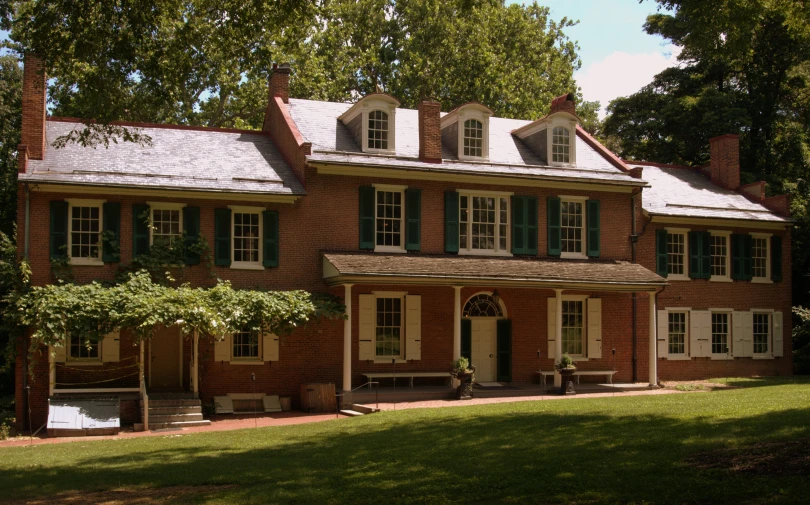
{"left": 300, "top": 383, "right": 336, "bottom": 413}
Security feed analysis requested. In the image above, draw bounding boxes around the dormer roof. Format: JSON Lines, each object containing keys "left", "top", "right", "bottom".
{"left": 337, "top": 93, "right": 400, "bottom": 124}
{"left": 440, "top": 102, "right": 494, "bottom": 128}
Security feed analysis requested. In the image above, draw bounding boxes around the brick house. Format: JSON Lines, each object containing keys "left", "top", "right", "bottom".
{"left": 14, "top": 56, "right": 793, "bottom": 431}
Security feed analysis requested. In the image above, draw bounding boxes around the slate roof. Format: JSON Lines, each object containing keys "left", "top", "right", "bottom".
{"left": 288, "top": 98, "right": 645, "bottom": 187}
{"left": 632, "top": 163, "right": 791, "bottom": 223}
{"left": 323, "top": 252, "right": 666, "bottom": 289}
{"left": 20, "top": 120, "right": 306, "bottom": 196}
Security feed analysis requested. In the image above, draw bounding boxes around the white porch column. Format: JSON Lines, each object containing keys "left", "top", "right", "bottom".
{"left": 554, "top": 288, "right": 564, "bottom": 388}
{"left": 453, "top": 286, "right": 462, "bottom": 360}
{"left": 192, "top": 331, "right": 199, "bottom": 398}
{"left": 48, "top": 346, "right": 55, "bottom": 396}
{"left": 343, "top": 284, "right": 353, "bottom": 392}
{"left": 139, "top": 339, "right": 145, "bottom": 385}
{"left": 649, "top": 291, "right": 658, "bottom": 387}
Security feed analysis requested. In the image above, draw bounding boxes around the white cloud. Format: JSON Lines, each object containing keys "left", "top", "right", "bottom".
{"left": 576, "top": 45, "right": 681, "bottom": 118}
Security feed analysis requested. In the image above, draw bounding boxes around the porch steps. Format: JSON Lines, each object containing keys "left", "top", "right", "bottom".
{"left": 339, "top": 404, "right": 380, "bottom": 417}
{"left": 339, "top": 409, "right": 365, "bottom": 417}
{"left": 138, "top": 397, "right": 211, "bottom": 431}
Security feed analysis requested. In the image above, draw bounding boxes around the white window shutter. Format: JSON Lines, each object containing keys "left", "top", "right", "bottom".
{"left": 732, "top": 311, "right": 745, "bottom": 358}
{"left": 657, "top": 310, "right": 669, "bottom": 358}
{"left": 405, "top": 295, "right": 421, "bottom": 360}
{"left": 359, "top": 294, "right": 374, "bottom": 360}
{"left": 699, "top": 310, "right": 712, "bottom": 358}
{"left": 547, "top": 298, "right": 557, "bottom": 359}
{"left": 214, "top": 333, "right": 231, "bottom": 362}
{"left": 52, "top": 344, "right": 66, "bottom": 363}
{"left": 690, "top": 310, "right": 709, "bottom": 357}
{"left": 742, "top": 312, "right": 754, "bottom": 357}
{"left": 773, "top": 311, "right": 784, "bottom": 357}
{"left": 587, "top": 298, "right": 602, "bottom": 359}
{"left": 263, "top": 333, "right": 279, "bottom": 362}
{"left": 102, "top": 331, "right": 120, "bottom": 362}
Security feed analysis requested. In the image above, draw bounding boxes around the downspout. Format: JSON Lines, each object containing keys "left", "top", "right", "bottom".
{"left": 24, "top": 183, "right": 30, "bottom": 259}
{"left": 22, "top": 182, "right": 30, "bottom": 432}
{"left": 631, "top": 190, "right": 638, "bottom": 383}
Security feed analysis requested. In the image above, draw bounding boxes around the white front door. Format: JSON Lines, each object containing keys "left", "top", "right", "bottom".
{"left": 471, "top": 319, "right": 497, "bottom": 382}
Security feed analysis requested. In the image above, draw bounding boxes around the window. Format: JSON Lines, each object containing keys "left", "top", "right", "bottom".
{"left": 69, "top": 336, "right": 100, "bottom": 360}
{"left": 561, "top": 199, "right": 584, "bottom": 256}
{"left": 463, "top": 293, "right": 503, "bottom": 317}
{"left": 668, "top": 312, "right": 687, "bottom": 355}
{"left": 552, "top": 126, "right": 571, "bottom": 163}
{"left": 463, "top": 119, "right": 484, "bottom": 157}
{"left": 710, "top": 233, "right": 729, "bottom": 279}
{"left": 68, "top": 202, "right": 102, "bottom": 263}
{"left": 376, "top": 189, "right": 403, "bottom": 250}
{"left": 232, "top": 329, "right": 260, "bottom": 360}
{"left": 368, "top": 110, "right": 389, "bottom": 151}
{"left": 561, "top": 299, "right": 585, "bottom": 355}
{"left": 711, "top": 312, "right": 730, "bottom": 355}
{"left": 752, "top": 235, "right": 769, "bottom": 280}
{"left": 375, "top": 297, "right": 402, "bottom": 358}
{"left": 459, "top": 193, "right": 509, "bottom": 254}
{"left": 667, "top": 232, "right": 687, "bottom": 277}
{"left": 753, "top": 313, "right": 770, "bottom": 355}
{"left": 149, "top": 204, "right": 184, "bottom": 247}
{"left": 232, "top": 211, "right": 261, "bottom": 266}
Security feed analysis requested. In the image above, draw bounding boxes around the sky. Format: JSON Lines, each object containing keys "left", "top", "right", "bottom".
{"left": 2, "top": 1, "right": 678, "bottom": 118}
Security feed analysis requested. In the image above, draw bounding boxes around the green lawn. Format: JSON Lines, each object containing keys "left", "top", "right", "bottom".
{"left": 2, "top": 377, "right": 810, "bottom": 505}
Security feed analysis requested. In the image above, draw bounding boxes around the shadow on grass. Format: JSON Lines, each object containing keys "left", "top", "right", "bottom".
{"left": 2, "top": 397, "right": 810, "bottom": 504}
{"left": 709, "top": 375, "right": 810, "bottom": 388}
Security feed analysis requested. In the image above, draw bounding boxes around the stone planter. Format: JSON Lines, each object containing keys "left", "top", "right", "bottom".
{"left": 558, "top": 368, "right": 576, "bottom": 395}
{"left": 452, "top": 369, "right": 475, "bottom": 400}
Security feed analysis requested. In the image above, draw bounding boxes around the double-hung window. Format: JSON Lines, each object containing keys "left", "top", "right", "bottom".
{"left": 232, "top": 329, "right": 261, "bottom": 361}
{"left": 149, "top": 203, "right": 185, "bottom": 247}
{"left": 68, "top": 200, "right": 104, "bottom": 265}
{"left": 375, "top": 296, "right": 403, "bottom": 358}
{"left": 68, "top": 336, "right": 100, "bottom": 361}
{"left": 711, "top": 312, "right": 730, "bottom": 356}
{"left": 560, "top": 198, "right": 586, "bottom": 258}
{"left": 458, "top": 192, "right": 510, "bottom": 255}
{"left": 552, "top": 126, "right": 571, "bottom": 163}
{"left": 751, "top": 234, "right": 771, "bottom": 282}
{"left": 666, "top": 229, "right": 688, "bottom": 279}
{"left": 375, "top": 185, "right": 404, "bottom": 252}
{"left": 230, "top": 206, "right": 263, "bottom": 269}
{"left": 463, "top": 119, "right": 484, "bottom": 157}
{"left": 753, "top": 312, "right": 771, "bottom": 356}
{"left": 368, "top": 110, "right": 389, "bottom": 151}
{"left": 668, "top": 312, "right": 688, "bottom": 356}
{"left": 709, "top": 231, "right": 731, "bottom": 281}
{"left": 561, "top": 299, "right": 585, "bottom": 356}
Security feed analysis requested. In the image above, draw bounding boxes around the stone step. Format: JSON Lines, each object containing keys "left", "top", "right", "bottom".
{"left": 148, "top": 392, "right": 196, "bottom": 400}
{"left": 141, "top": 399, "right": 201, "bottom": 407}
{"left": 149, "top": 413, "right": 204, "bottom": 424}
{"left": 135, "top": 420, "right": 211, "bottom": 431}
{"left": 339, "top": 409, "right": 364, "bottom": 417}
{"left": 148, "top": 406, "right": 202, "bottom": 416}
{"left": 350, "top": 404, "right": 379, "bottom": 415}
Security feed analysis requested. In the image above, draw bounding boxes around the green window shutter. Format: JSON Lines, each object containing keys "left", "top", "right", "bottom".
{"left": 511, "top": 196, "right": 526, "bottom": 254}
{"left": 496, "top": 319, "right": 512, "bottom": 382}
{"left": 655, "top": 229, "right": 668, "bottom": 277}
{"left": 547, "top": 197, "right": 561, "bottom": 256}
{"left": 445, "top": 191, "right": 459, "bottom": 253}
{"left": 49, "top": 201, "right": 68, "bottom": 260}
{"left": 102, "top": 202, "right": 120, "bottom": 263}
{"left": 526, "top": 196, "right": 538, "bottom": 255}
{"left": 700, "top": 231, "right": 711, "bottom": 279}
{"left": 731, "top": 234, "right": 743, "bottom": 280}
{"left": 461, "top": 318, "right": 472, "bottom": 364}
{"left": 586, "top": 199, "right": 600, "bottom": 258}
{"left": 742, "top": 234, "right": 753, "bottom": 280}
{"left": 263, "top": 210, "right": 279, "bottom": 267}
{"left": 688, "top": 231, "right": 701, "bottom": 279}
{"left": 405, "top": 188, "right": 421, "bottom": 251}
{"left": 214, "top": 208, "right": 231, "bottom": 266}
{"left": 182, "top": 206, "right": 200, "bottom": 266}
{"left": 359, "top": 186, "right": 375, "bottom": 250}
{"left": 771, "top": 235, "right": 782, "bottom": 282}
{"left": 132, "top": 204, "right": 150, "bottom": 258}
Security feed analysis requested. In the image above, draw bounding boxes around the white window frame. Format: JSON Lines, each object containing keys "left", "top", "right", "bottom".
{"left": 457, "top": 189, "right": 512, "bottom": 257}
{"left": 231, "top": 329, "right": 262, "bottom": 362}
{"left": 228, "top": 205, "right": 265, "bottom": 271}
{"left": 561, "top": 294, "right": 588, "bottom": 359}
{"left": 373, "top": 184, "right": 407, "bottom": 254}
{"left": 546, "top": 116, "right": 577, "bottom": 167}
{"left": 67, "top": 335, "right": 102, "bottom": 363}
{"left": 453, "top": 106, "right": 491, "bottom": 161}
{"left": 752, "top": 310, "right": 773, "bottom": 358}
{"left": 462, "top": 118, "right": 485, "bottom": 159}
{"left": 366, "top": 109, "right": 392, "bottom": 153}
{"left": 560, "top": 195, "right": 588, "bottom": 260}
{"left": 667, "top": 310, "right": 690, "bottom": 359}
{"left": 709, "top": 309, "right": 733, "bottom": 360}
{"left": 372, "top": 291, "right": 407, "bottom": 362}
{"left": 708, "top": 230, "right": 732, "bottom": 282}
{"left": 66, "top": 198, "right": 105, "bottom": 266}
{"left": 665, "top": 227, "right": 690, "bottom": 281}
{"left": 338, "top": 96, "right": 398, "bottom": 155}
{"left": 751, "top": 233, "right": 772, "bottom": 283}
{"left": 147, "top": 202, "right": 186, "bottom": 247}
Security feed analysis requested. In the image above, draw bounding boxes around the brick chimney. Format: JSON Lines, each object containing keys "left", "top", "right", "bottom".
{"left": 20, "top": 54, "right": 47, "bottom": 165}
{"left": 550, "top": 93, "right": 576, "bottom": 116}
{"left": 269, "top": 63, "right": 290, "bottom": 104}
{"left": 418, "top": 100, "right": 442, "bottom": 163}
{"left": 709, "top": 134, "right": 740, "bottom": 190}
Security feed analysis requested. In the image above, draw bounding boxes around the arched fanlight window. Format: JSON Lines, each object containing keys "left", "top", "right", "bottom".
{"left": 368, "top": 110, "right": 389, "bottom": 150}
{"left": 463, "top": 119, "right": 484, "bottom": 157}
{"left": 551, "top": 126, "right": 570, "bottom": 163}
{"left": 463, "top": 293, "right": 503, "bottom": 317}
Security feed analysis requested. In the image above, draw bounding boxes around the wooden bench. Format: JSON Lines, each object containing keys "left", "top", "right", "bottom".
{"left": 537, "top": 370, "right": 618, "bottom": 386}
{"left": 363, "top": 372, "right": 452, "bottom": 388}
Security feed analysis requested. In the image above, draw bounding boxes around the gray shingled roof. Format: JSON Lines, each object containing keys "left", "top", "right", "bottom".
{"left": 635, "top": 164, "right": 790, "bottom": 223}
{"left": 324, "top": 252, "right": 666, "bottom": 289}
{"left": 288, "top": 98, "right": 645, "bottom": 186}
{"left": 21, "top": 121, "right": 305, "bottom": 196}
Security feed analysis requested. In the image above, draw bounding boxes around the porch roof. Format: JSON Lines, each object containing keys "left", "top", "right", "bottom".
{"left": 323, "top": 252, "right": 666, "bottom": 292}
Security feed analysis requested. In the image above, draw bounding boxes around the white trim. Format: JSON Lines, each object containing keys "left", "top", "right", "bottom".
{"left": 558, "top": 195, "right": 589, "bottom": 201}
{"left": 229, "top": 360, "right": 264, "bottom": 365}
{"left": 230, "top": 263, "right": 265, "bottom": 271}
{"left": 65, "top": 360, "right": 104, "bottom": 366}
{"left": 666, "top": 309, "right": 690, "bottom": 358}
{"left": 548, "top": 119, "right": 577, "bottom": 167}
{"left": 459, "top": 249, "right": 513, "bottom": 258}
{"left": 231, "top": 329, "right": 263, "bottom": 362}
{"left": 375, "top": 246, "right": 408, "bottom": 254}
{"left": 228, "top": 205, "right": 266, "bottom": 212}
{"left": 373, "top": 186, "right": 406, "bottom": 253}
{"left": 146, "top": 201, "right": 187, "bottom": 210}
{"left": 462, "top": 291, "right": 508, "bottom": 319}
{"left": 559, "top": 295, "right": 588, "bottom": 358}
{"left": 372, "top": 183, "right": 408, "bottom": 191}
{"left": 66, "top": 200, "right": 104, "bottom": 265}
{"left": 149, "top": 203, "right": 185, "bottom": 246}
{"left": 229, "top": 208, "right": 264, "bottom": 270}
{"left": 458, "top": 192, "right": 511, "bottom": 256}
{"left": 372, "top": 291, "right": 409, "bottom": 297}
{"left": 456, "top": 189, "right": 514, "bottom": 197}
{"left": 442, "top": 104, "right": 494, "bottom": 161}
{"left": 709, "top": 310, "right": 733, "bottom": 359}
{"left": 709, "top": 230, "right": 732, "bottom": 282}
{"left": 665, "top": 228, "right": 690, "bottom": 280}
{"left": 750, "top": 308, "right": 775, "bottom": 312}
{"left": 65, "top": 198, "right": 107, "bottom": 205}
{"left": 750, "top": 233, "right": 772, "bottom": 282}
{"left": 559, "top": 197, "right": 587, "bottom": 258}
{"left": 372, "top": 292, "right": 406, "bottom": 360}
{"left": 751, "top": 311, "right": 772, "bottom": 358}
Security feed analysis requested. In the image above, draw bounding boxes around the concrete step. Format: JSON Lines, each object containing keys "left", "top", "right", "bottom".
{"left": 148, "top": 406, "right": 202, "bottom": 416}
{"left": 135, "top": 420, "right": 211, "bottom": 431}
{"left": 141, "top": 399, "right": 201, "bottom": 408}
{"left": 148, "top": 392, "right": 196, "bottom": 400}
{"left": 149, "top": 413, "right": 204, "bottom": 423}
{"left": 350, "top": 404, "right": 379, "bottom": 414}
{"left": 339, "top": 409, "right": 364, "bottom": 417}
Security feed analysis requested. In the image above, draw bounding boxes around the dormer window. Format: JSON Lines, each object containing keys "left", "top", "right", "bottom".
{"left": 552, "top": 126, "right": 570, "bottom": 163}
{"left": 441, "top": 103, "right": 493, "bottom": 161}
{"left": 368, "top": 110, "right": 389, "bottom": 150}
{"left": 463, "top": 119, "right": 484, "bottom": 157}
{"left": 338, "top": 94, "right": 399, "bottom": 154}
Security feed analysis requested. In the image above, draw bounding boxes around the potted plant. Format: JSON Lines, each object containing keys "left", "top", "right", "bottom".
{"left": 450, "top": 357, "right": 476, "bottom": 400}
{"left": 555, "top": 354, "right": 577, "bottom": 395}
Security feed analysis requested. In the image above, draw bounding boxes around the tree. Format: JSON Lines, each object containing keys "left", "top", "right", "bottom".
{"left": 0, "top": 54, "right": 21, "bottom": 238}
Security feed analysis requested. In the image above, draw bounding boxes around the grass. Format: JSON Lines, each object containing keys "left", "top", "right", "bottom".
{"left": 2, "top": 377, "right": 810, "bottom": 505}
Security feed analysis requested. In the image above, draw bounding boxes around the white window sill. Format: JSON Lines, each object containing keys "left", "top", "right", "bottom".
{"left": 560, "top": 253, "right": 587, "bottom": 260}
{"left": 667, "top": 274, "right": 690, "bottom": 281}
{"left": 230, "top": 263, "right": 264, "bottom": 271}
{"left": 230, "top": 360, "right": 264, "bottom": 365}
{"left": 66, "top": 360, "right": 103, "bottom": 366}
{"left": 664, "top": 355, "right": 691, "bottom": 361}
{"left": 458, "top": 155, "right": 490, "bottom": 162}
{"left": 710, "top": 276, "right": 733, "bottom": 283}
{"left": 374, "top": 358, "right": 407, "bottom": 364}
{"left": 459, "top": 250, "right": 513, "bottom": 257}
{"left": 363, "top": 147, "right": 396, "bottom": 155}
{"left": 69, "top": 258, "right": 104, "bottom": 266}
{"left": 751, "top": 278, "right": 773, "bottom": 284}
{"left": 752, "top": 355, "right": 773, "bottom": 360}
{"left": 570, "top": 356, "right": 588, "bottom": 362}
{"left": 711, "top": 355, "right": 733, "bottom": 360}
{"left": 374, "top": 246, "right": 407, "bottom": 254}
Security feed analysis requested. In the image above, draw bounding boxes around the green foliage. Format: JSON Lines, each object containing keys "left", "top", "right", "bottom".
{"left": 451, "top": 357, "right": 470, "bottom": 374}
{"left": 555, "top": 353, "right": 575, "bottom": 371}
{"left": 0, "top": 53, "right": 21, "bottom": 237}
{"left": 0, "top": 229, "right": 28, "bottom": 393}
{"left": 793, "top": 306, "right": 810, "bottom": 374}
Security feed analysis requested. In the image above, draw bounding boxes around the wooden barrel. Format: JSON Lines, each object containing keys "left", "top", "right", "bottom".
{"left": 279, "top": 396, "right": 292, "bottom": 411}
{"left": 300, "top": 383, "right": 337, "bottom": 413}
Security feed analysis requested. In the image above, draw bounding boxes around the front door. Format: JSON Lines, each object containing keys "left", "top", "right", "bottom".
{"left": 471, "top": 319, "right": 497, "bottom": 382}
{"left": 151, "top": 326, "right": 182, "bottom": 390}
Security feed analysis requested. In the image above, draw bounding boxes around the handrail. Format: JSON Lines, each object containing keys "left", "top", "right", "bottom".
{"left": 140, "top": 373, "right": 149, "bottom": 431}
{"left": 335, "top": 381, "right": 379, "bottom": 418}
